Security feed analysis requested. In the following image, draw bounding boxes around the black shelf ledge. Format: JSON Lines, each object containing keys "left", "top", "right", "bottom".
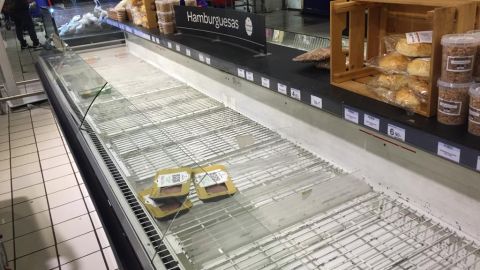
{"left": 106, "top": 19, "right": 480, "bottom": 173}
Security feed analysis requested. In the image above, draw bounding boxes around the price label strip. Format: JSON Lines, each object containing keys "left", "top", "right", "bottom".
{"left": 246, "top": 71, "right": 254, "bottom": 81}
{"left": 387, "top": 124, "right": 405, "bottom": 142}
{"left": 261, "top": 77, "right": 270, "bottom": 88}
{"left": 290, "top": 88, "right": 301, "bottom": 100}
{"left": 344, "top": 108, "right": 359, "bottom": 124}
{"left": 277, "top": 83, "right": 287, "bottom": 95}
{"left": 237, "top": 68, "right": 245, "bottom": 78}
{"left": 311, "top": 95, "right": 322, "bottom": 109}
{"left": 437, "top": 142, "right": 461, "bottom": 163}
{"left": 364, "top": 114, "right": 380, "bottom": 131}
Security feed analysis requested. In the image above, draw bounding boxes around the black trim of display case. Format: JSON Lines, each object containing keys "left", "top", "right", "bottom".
{"left": 36, "top": 60, "right": 158, "bottom": 270}
{"left": 105, "top": 19, "right": 480, "bottom": 173}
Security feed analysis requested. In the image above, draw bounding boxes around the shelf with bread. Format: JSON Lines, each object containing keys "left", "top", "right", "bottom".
{"left": 330, "top": 0, "right": 479, "bottom": 117}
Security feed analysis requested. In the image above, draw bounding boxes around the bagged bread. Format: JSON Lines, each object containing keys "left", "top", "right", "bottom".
{"left": 395, "top": 38, "right": 432, "bottom": 57}
{"left": 395, "top": 88, "right": 421, "bottom": 111}
{"left": 407, "top": 58, "right": 430, "bottom": 77}
{"left": 366, "top": 52, "right": 409, "bottom": 74}
{"left": 408, "top": 77, "right": 429, "bottom": 103}
{"left": 369, "top": 74, "right": 408, "bottom": 91}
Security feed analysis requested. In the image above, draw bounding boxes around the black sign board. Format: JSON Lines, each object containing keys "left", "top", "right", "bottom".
{"left": 174, "top": 6, "right": 267, "bottom": 53}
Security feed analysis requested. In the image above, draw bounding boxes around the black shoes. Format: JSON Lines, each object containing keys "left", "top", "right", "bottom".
{"left": 20, "top": 44, "right": 29, "bottom": 50}
{"left": 21, "top": 43, "right": 42, "bottom": 50}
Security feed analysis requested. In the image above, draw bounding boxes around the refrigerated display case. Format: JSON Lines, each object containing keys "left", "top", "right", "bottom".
{"left": 36, "top": 29, "right": 480, "bottom": 269}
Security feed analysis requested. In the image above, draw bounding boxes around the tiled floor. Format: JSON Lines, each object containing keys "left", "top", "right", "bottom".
{"left": 0, "top": 103, "right": 119, "bottom": 270}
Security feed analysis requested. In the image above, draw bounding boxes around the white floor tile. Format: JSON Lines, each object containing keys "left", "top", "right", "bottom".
{"left": 9, "top": 111, "right": 30, "bottom": 121}
{"left": 89, "top": 211, "right": 102, "bottom": 229}
{"left": 0, "top": 222, "right": 13, "bottom": 241}
{"left": 4, "top": 239, "right": 13, "bottom": 261}
{"left": 11, "top": 162, "right": 40, "bottom": 178}
{"left": 50, "top": 199, "right": 87, "bottom": 225}
{"left": 33, "top": 118, "right": 56, "bottom": 128}
{"left": 42, "top": 164, "right": 73, "bottom": 181}
{"left": 57, "top": 232, "right": 100, "bottom": 265}
{"left": 15, "top": 227, "right": 55, "bottom": 258}
{"left": 47, "top": 186, "right": 82, "bottom": 208}
{"left": 14, "top": 211, "right": 52, "bottom": 237}
{"left": 9, "top": 117, "right": 31, "bottom": 127}
{"left": 10, "top": 136, "right": 35, "bottom": 149}
{"left": 0, "top": 159, "right": 9, "bottom": 171}
{"left": 0, "top": 150, "right": 10, "bottom": 161}
{"left": 10, "top": 129, "right": 34, "bottom": 140}
{"left": 12, "top": 172, "right": 43, "bottom": 191}
{"left": 84, "top": 197, "right": 95, "bottom": 213}
{"left": 0, "top": 180, "right": 11, "bottom": 195}
{"left": 103, "top": 247, "right": 118, "bottom": 270}
{"left": 12, "top": 183, "right": 45, "bottom": 204}
{"left": 40, "top": 155, "right": 70, "bottom": 170}
{"left": 34, "top": 124, "right": 58, "bottom": 135}
{"left": 44, "top": 174, "right": 77, "bottom": 195}
{"left": 35, "top": 131, "right": 60, "bottom": 143}
{"left": 0, "top": 135, "right": 9, "bottom": 143}
{"left": 96, "top": 228, "right": 109, "bottom": 248}
{"left": 10, "top": 144, "right": 37, "bottom": 158}
{"left": 0, "top": 169, "right": 10, "bottom": 182}
{"left": 36, "top": 138, "right": 63, "bottom": 151}
{"left": 13, "top": 196, "right": 49, "bottom": 220}
{"left": 0, "top": 206, "right": 12, "bottom": 224}
{"left": 78, "top": 184, "right": 89, "bottom": 198}
{"left": 38, "top": 146, "right": 66, "bottom": 160}
{"left": 75, "top": 172, "right": 83, "bottom": 184}
{"left": 15, "top": 246, "right": 58, "bottom": 270}
{"left": 0, "top": 193, "right": 11, "bottom": 209}
{"left": 0, "top": 142, "right": 9, "bottom": 152}
{"left": 32, "top": 113, "right": 54, "bottom": 123}
{"left": 54, "top": 214, "right": 93, "bottom": 243}
{"left": 11, "top": 153, "right": 39, "bottom": 168}
{"left": 9, "top": 124, "right": 32, "bottom": 134}
{"left": 61, "top": 251, "right": 106, "bottom": 270}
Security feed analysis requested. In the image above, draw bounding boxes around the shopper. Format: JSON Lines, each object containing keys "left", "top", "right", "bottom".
{"left": 8, "top": 0, "right": 40, "bottom": 49}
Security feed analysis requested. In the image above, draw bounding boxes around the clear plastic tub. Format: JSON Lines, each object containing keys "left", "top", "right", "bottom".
{"left": 437, "top": 80, "right": 472, "bottom": 125}
{"left": 441, "top": 34, "right": 479, "bottom": 83}
{"left": 160, "top": 21, "right": 175, "bottom": 34}
{"left": 155, "top": 1, "right": 173, "bottom": 12}
{"left": 156, "top": 11, "right": 175, "bottom": 22}
{"left": 185, "top": 0, "right": 197, "bottom": 6}
{"left": 468, "top": 84, "right": 480, "bottom": 136}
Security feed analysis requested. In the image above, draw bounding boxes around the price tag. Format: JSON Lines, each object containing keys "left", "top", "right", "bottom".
{"left": 199, "top": 54, "right": 205, "bottom": 62}
{"left": 290, "top": 88, "right": 301, "bottom": 100}
{"left": 261, "top": 77, "right": 270, "bottom": 88}
{"left": 206, "top": 57, "right": 211, "bottom": 65}
{"left": 277, "top": 83, "right": 287, "bottom": 95}
{"left": 437, "top": 142, "right": 461, "bottom": 163}
{"left": 344, "top": 108, "right": 359, "bottom": 124}
{"left": 167, "top": 42, "right": 172, "bottom": 49}
{"left": 156, "top": 38, "right": 160, "bottom": 44}
{"left": 311, "top": 95, "right": 322, "bottom": 109}
{"left": 186, "top": 49, "right": 191, "bottom": 57}
{"left": 237, "top": 68, "right": 245, "bottom": 78}
{"left": 175, "top": 44, "right": 181, "bottom": 52}
{"left": 477, "top": 156, "right": 480, "bottom": 171}
{"left": 246, "top": 71, "right": 254, "bottom": 81}
{"left": 387, "top": 124, "right": 405, "bottom": 142}
{"left": 363, "top": 114, "right": 380, "bottom": 131}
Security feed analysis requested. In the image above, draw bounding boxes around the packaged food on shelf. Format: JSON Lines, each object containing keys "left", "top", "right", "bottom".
{"left": 138, "top": 188, "right": 193, "bottom": 220}
{"left": 408, "top": 77, "right": 429, "bottom": 103}
{"left": 160, "top": 21, "right": 175, "bottom": 34}
{"left": 437, "top": 80, "right": 472, "bottom": 125}
{"left": 193, "top": 165, "right": 237, "bottom": 202}
{"left": 366, "top": 53, "right": 409, "bottom": 75}
{"left": 468, "top": 84, "right": 480, "bottom": 136}
{"left": 371, "top": 87, "right": 396, "bottom": 104}
{"left": 155, "top": 0, "right": 174, "bottom": 12}
{"left": 185, "top": 0, "right": 197, "bottom": 6}
{"left": 441, "top": 34, "right": 479, "bottom": 83}
{"left": 407, "top": 58, "right": 430, "bottom": 78}
{"left": 169, "top": 0, "right": 180, "bottom": 6}
{"left": 150, "top": 168, "right": 192, "bottom": 200}
{"left": 395, "top": 37, "right": 432, "bottom": 58}
{"left": 467, "top": 30, "right": 480, "bottom": 82}
{"left": 395, "top": 88, "right": 421, "bottom": 111}
{"left": 368, "top": 74, "right": 408, "bottom": 91}
{"left": 157, "top": 11, "right": 174, "bottom": 23}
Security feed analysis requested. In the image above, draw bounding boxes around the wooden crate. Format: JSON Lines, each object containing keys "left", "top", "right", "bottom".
{"left": 143, "top": 0, "right": 158, "bottom": 29}
{"left": 330, "top": 0, "right": 478, "bottom": 117}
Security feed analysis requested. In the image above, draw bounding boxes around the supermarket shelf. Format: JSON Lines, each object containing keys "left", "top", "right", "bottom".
{"left": 104, "top": 19, "right": 480, "bottom": 174}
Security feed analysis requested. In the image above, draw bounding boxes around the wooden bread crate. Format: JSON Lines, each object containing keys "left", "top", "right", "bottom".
{"left": 330, "top": 0, "right": 478, "bottom": 117}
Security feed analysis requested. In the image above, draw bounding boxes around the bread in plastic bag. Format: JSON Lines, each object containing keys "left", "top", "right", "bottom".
{"left": 366, "top": 52, "right": 409, "bottom": 75}
{"left": 407, "top": 77, "right": 429, "bottom": 103}
{"left": 292, "top": 47, "right": 347, "bottom": 63}
{"left": 395, "top": 88, "right": 421, "bottom": 111}
{"left": 370, "top": 86, "right": 397, "bottom": 104}
{"left": 407, "top": 58, "right": 430, "bottom": 77}
{"left": 368, "top": 74, "right": 409, "bottom": 91}
{"left": 384, "top": 34, "right": 432, "bottom": 57}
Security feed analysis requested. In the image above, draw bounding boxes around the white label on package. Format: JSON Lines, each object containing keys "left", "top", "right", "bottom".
{"left": 246, "top": 71, "right": 254, "bottom": 81}
{"left": 344, "top": 108, "right": 359, "bottom": 124}
{"left": 261, "top": 77, "right": 270, "bottom": 88}
{"left": 157, "top": 172, "right": 190, "bottom": 188}
{"left": 186, "top": 49, "right": 191, "bottom": 57}
{"left": 199, "top": 54, "right": 205, "bottom": 62}
{"left": 291, "top": 88, "right": 301, "bottom": 100}
{"left": 406, "top": 31, "right": 432, "bottom": 44}
{"left": 237, "top": 68, "right": 245, "bottom": 78}
{"left": 167, "top": 42, "right": 172, "bottom": 49}
{"left": 277, "top": 83, "right": 287, "bottom": 95}
{"left": 437, "top": 142, "right": 461, "bottom": 163}
{"left": 206, "top": 57, "right": 211, "bottom": 65}
{"left": 363, "top": 114, "right": 380, "bottom": 131}
{"left": 387, "top": 124, "right": 406, "bottom": 142}
{"left": 195, "top": 169, "right": 228, "bottom": 188}
{"left": 175, "top": 44, "right": 181, "bottom": 51}
{"left": 143, "top": 195, "right": 157, "bottom": 206}
{"left": 311, "top": 95, "right": 322, "bottom": 109}
{"left": 477, "top": 156, "right": 480, "bottom": 171}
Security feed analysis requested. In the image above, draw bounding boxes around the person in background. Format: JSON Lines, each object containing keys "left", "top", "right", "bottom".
{"left": 8, "top": 0, "right": 40, "bottom": 49}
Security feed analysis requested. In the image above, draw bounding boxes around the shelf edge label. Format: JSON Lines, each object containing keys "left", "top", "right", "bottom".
{"left": 344, "top": 108, "right": 359, "bottom": 124}
{"left": 206, "top": 57, "right": 211, "bottom": 65}
{"left": 387, "top": 124, "right": 405, "bottom": 142}
{"left": 290, "top": 88, "right": 301, "bottom": 100}
{"left": 246, "top": 71, "right": 254, "bottom": 81}
{"left": 186, "top": 49, "right": 191, "bottom": 57}
{"left": 477, "top": 156, "right": 480, "bottom": 171}
{"left": 277, "top": 83, "right": 287, "bottom": 95}
{"left": 237, "top": 68, "right": 245, "bottom": 78}
{"left": 311, "top": 95, "right": 322, "bottom": 109}
{"left": 437, "top": 142, "right": 461, "bottom": 163}
{"left": 167, "top": 42, "right": 172, "bottom": 48}
{"left": 261, "top": 77, "right": 270, "bottom": 88}
{"left": 364, "top": 114, "right": 380, "bottom": 131}
{"left": 175, "top": 44, "right": 181, "bottom": 51}
{"left": 199, "top": 54, "right": 205, "bottom": 62}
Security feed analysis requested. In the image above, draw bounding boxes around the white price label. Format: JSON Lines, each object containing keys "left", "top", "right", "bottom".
{"left": 156, "top": 38, "right": 160, "bottom": 43}
{"left": 363, "top": 114, "right": 380, "bottom": 131}
{"left": 311, "top": 95, "right": 322, "bottom": 109}
{"left": 199, "top": 54, "right": 205, "bottom": 62}
{"left": 186, "top": 49, "right": 191, "bottom": 56}
{"left": 175, "top": 44, "right": 181, "bottom": 51}
{"left": 261, "top": 77, "right": 270, "bottom": 88}
{"left": 344, "top": 108, "right": 359, "bottom": 124}
{"left": 477, "top": 156, "right": 480, "bottom": 171}
{"left": 277, "top": 83, "right": 287, "bottom": 95}
{"left": 167, "top": 42, "right": 172, "bottom": 49}
{"left": 290, "top": 88, "right": 301, "bottom": 100}
{"left": 206, "top": 57, "right": 211, "bottom": 65}
{"left": 387, "top": 124, "right": 406, "bottom": 142}
{"left": 437, "top": 142, "right": 461, "bottom": 163}
{"left": 246, "top": 71, "right": 254, "bottom": 81}
{"left": 237, "top": 68, "right": 245, "bottom": 78}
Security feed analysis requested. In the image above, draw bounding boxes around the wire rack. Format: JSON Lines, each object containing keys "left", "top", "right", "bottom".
{"left": 81, "top": 49, "right": 480, "bottom": 270}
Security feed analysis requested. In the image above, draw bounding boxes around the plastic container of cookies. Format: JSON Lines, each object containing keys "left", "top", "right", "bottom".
{"left": 441, "top": 34, "right": 479, "bottom": 83}
{"left": 468, "top": 84, "right": 480, "bottom": 136}
{"left": 437, "top": 80, "right": 472, "bottom": 125}
{"left": 157, "top": 11, "right": 174, "bottom": 22}
{"left": 159, "top": 21, "right": 175, "bottom": 34}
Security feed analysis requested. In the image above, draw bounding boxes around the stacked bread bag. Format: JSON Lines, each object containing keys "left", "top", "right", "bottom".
{"left": 366, "top": 33, "right": 433, "bottom": 112}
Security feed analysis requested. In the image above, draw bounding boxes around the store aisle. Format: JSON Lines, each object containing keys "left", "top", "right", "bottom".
{"left": 0, "top": 103, "right": 118, "bottom": 270}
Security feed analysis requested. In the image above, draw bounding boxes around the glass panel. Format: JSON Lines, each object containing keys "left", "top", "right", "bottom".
{"left": 266, "top": 28, "right": 349, "bottom": 51}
